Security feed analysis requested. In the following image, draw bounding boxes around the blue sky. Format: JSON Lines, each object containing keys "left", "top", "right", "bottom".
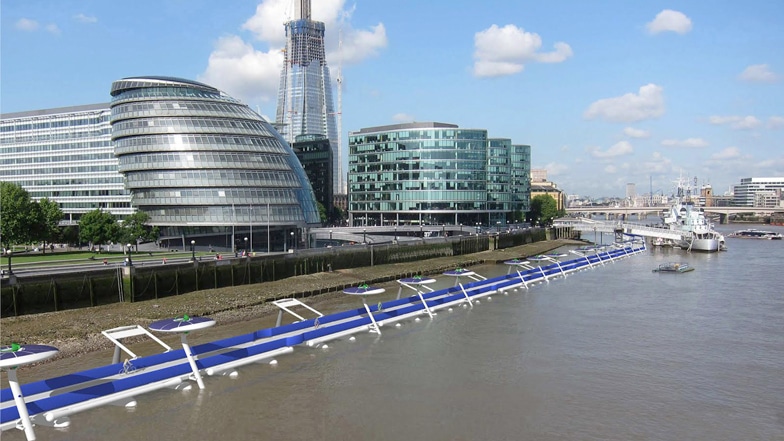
{"left": 2, "top": 0, "right": 783, "bottom": 198}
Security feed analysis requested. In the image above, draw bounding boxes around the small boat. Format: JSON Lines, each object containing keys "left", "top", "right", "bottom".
{"left": 652, "top": 262, "right": 694, "bottom": 273}
{"left": 727, "top": 229, "right": 783, "bottom": 240}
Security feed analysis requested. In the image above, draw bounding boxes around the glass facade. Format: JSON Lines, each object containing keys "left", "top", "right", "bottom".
{"left": 510, "top": 143, "right": 532, "bottom": 218}
{"left": 274, "top": 7, "right": 340, "bottom": 193}
{"left": 292, "top": 134, "right": 333, "bottom": 217}
{"left": 111, "top": 76, "right": 320, "bottom": 249}
{"left": 0, "top": 103, "right": 132, "bottom": 224}
{"left": 347, "top": 122, "right": 531, "bottom": 227}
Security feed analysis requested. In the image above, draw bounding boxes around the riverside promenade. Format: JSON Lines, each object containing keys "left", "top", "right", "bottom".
{"left": 0, "top": 239, "right": 582, "bottom": 362}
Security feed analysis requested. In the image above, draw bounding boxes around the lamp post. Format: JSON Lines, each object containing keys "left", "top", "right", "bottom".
{"left": 126, "top": 244, "right": 133, "bottom": 266}
{"left": 290, "top": 231, "right": 295, "bottom": 251}
{"left": 6, "top": 250, "right": 12, "bottom": 275}
{"left": 190, "top": 240, "right": 196, "bottom": 261}
{"left": 244, "top": 237, "right": 248, "bottom": 254}
{"left": 394, "top": 226, "right": 397, "bottom": 242}
{"left": 363, "top": 228, "right": 366, "bottom": 244}
{"left": 329, "top": 229, "right": 333, "bottom": 242}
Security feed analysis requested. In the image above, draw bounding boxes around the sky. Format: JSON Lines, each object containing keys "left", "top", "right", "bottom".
{"left": 2, "top": 0, "right": 783, "bottom": 198}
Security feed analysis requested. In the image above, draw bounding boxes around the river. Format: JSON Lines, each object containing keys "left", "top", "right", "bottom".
{"left": 4, "top": 224, "right": 784, "bottom": 441}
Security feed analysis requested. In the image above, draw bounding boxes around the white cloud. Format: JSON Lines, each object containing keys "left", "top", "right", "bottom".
{"left": 584, "top": 84, "right": 665, "bottom": 123}
{"left": 589, "top": 141, "right": 634, "bottom": 158}
{"left": 661, "top": 138, "right": 709, "bottom": 148}
{"left": 472, "top": 24, "right": 572, "bottom": 78}
{"left": 15, "top": 18, "right": 39, "bottom": 31}
{"left": 392, "top": 113, "right": 415, "bottom": 123}
{"left": 73, "top": 13, "right": 98, "bottom": 23}
{"left": 767, "top": 116, "right": 784, "bottom": 129}
{"left": 202, "top": 0, "right": 387, "bottom": 105}
{"left": 14, "top": 18, "right": 60, "bottom": 34}
{"left": 241, "top": 0, "right": 386, "bottom": 65}
{"left": 623, "top": 127, "right": 650, "bottom": 138}
{"left": 708, "top": 115, "right": 762, "bottom": 130}
{"left": 198, "top": 36, "right": 284, "bottom": 104}
{"left": 646, "top": 9, "right": 692, "bottom": 35}
{"left": 738, "top": 64, "right": 778, "bottom": 83}
{"left": 711, "top": 147, "right": 741, "bottom": 160}
{"left": 543, "top": 162, "right": 569, "bottom": 176}
{"left": 604, "top": 164, "right": 617, "bottom": 174}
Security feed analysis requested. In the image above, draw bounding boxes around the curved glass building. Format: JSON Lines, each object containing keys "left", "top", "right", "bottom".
{"left": 348, "top": 122, "right": 531, "bottom": 228}
{"left": 110, "top": 76, "right": 320, "bottom": 251}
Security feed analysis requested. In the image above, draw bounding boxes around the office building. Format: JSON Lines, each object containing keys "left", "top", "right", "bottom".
{"left": 275, "top": 0, "right": 341, "bottom": 193}
{"left": 626, "top": 183, "right": 636, "bottom": 200}
{"left": 0, "top": 103, "right": 132, "bottom": 224}
{"left": 110, "top": 76, "right": 321, "bottom": 251}
{"left": 292, "top": 134, "right": 333, "bottom": 219}
{"left": 732, "top": 177, "right": 784, "bottom": 207}
{"left": 347, "top": 122, "right": 531, "bottom": 227}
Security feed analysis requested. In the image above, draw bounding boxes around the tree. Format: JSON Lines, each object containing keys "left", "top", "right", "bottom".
{"left": 526, "top": 194, "right": 561, "bottom": 227}
{"left": 79, "top": 209, "right": 121, "bottom": 252}
{"left": 120, "top": 211, "right": 158, "bottom": 249}
{"left": 36, "top": 198, "right": 63, "bottom": 254}
{"left": 0, "top": 182, "right": 39, "bottom": 250}
{"left": 316, "top": 202, "right": 327, "bottom": 224}
{"left": 61, "top": 225, "right": 80, "bottom": 248}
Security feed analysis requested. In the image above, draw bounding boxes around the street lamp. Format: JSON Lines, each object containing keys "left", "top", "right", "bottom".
{"left": 6, "top": 250, "right": 12, "bottom": 275}
{"left": 363, "top": 228, "right": 366, "bottom": 244}
{"left": 394, "top": 226, "right": 397, "bottom": 242}
{"left": 126, "top": 244, "right": 133, "bottom": 266}
{"left": 190, "top": 240, "right": 196, "bottom": 261}
{"left": 329, "top": 230, "right": 333, "bottom": 241}
{"left": 244, "top": 237, "right": 248, "bottom": 254}
{"left": 290, "top": 231, "right": 295, "bottom": 251}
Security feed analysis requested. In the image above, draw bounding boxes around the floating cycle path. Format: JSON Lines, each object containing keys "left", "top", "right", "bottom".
{"left": 1, "top": 242, "right": 645, "bottom": 440}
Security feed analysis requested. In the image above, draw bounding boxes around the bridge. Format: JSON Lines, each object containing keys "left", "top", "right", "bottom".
{"left": 565, "top": 206, "right": 784, "bottom": 223}
{"left": 554, "top": 217, "right": 684, "bottom": 243}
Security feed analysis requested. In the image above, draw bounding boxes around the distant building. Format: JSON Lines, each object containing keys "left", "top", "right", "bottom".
{"left": 530, "top": 180, "right": 565, "bottom": 211}
{"left": 732, "top": 177, "right": 784, "bottom": 207}
{"left": 531, "top": 169, "right": 548, "bottom": 183}
{"left": 0, "top": 103, "right": 132, "bottom": 224}
{"left": 626, "top": 183, "right": 636, "bottom": 200}
{"left": 275, "top": 0, "right": 341, "bottom": 193}
{"left": 347, "top": 122, "right": 531, "bottom": 227}
{"left": 292, "top": 134, "right": 333, "bottom": 220}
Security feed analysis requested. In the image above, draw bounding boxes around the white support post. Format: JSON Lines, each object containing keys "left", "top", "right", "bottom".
{"left": 180, "top": 333, "right": 205, "bottom": 390}
{"left": 458, "top": 283, "right": 474, "bottom": 306}
{"left": 362, "top": 298, "right": 381, "bottom": 334}
{"left": 7, "top": 369, "right": 36, "bottom": 441}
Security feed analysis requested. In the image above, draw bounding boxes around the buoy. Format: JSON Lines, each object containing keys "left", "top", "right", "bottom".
{"left": 349, "top": 336, "right": 356, "bottom": 341}
{"left": 395, "top": 323, "right": 401, "bottom": 328}
{"left": 269, "top": 359, "right": 278, "bottom": 365}
{"left": 321, "top": 344, "right": 329, "bottom": 350}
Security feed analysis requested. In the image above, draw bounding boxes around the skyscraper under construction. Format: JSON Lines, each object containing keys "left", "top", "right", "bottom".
{"left": 275, "top": 0, "right": 340, "bottom": 194}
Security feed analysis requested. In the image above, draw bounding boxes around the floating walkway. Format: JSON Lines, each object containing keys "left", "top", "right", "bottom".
{"left": 1, "top": 240, "right": 646, "bottom": 440}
